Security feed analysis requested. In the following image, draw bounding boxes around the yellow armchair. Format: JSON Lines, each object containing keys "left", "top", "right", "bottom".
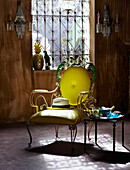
{"left": 27, "top": 62, "right": 96, "bottom": 147}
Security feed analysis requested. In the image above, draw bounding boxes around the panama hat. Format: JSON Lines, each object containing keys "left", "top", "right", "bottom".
{"left": 52, "top": 97, "right": 70, "bottom": 108}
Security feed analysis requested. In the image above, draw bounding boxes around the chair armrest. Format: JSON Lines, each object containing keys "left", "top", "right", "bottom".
{"left": 30, "top": 82, "right": 59, "bottom": 112}
{"left": 32, "top": 89, "right": 49, "bottom": 93}
{"left": 77, "top": 91, "right": 89, "bottom": 105}
{"left": 32, "top": 82, "right": 59, "bottom": 94}
{"left": 77, "top": 91, "right": 96, "bottom": 117}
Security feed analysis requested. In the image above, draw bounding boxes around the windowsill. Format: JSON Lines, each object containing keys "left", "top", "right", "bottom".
{"left": 33, "top": 69, "right": 57, "bottom": 71}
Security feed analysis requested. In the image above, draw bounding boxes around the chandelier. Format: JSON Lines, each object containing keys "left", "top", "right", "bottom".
{"left": 96, "top": 5, "right": 119, "bottom": 39}
{"left": 7, "top": 0, "right": 31, "bottom": 38}
{"left": 14, "top": 0, "right": 26, "bottom": 38}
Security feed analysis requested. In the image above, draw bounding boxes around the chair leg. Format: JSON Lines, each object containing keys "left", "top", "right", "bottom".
{"left": 55, "top": 125, "right": 59, "bottom": 140}
{"left": 69, "top": 125, "right": 77, "bottom": 142}
{"left": 27, "top": 122, "right": 32, "bottom": 147}
{"left": 88, "top": 121, "right": 93, "bottom": 141}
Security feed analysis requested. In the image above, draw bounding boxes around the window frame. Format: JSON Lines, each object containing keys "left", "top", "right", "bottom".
{"left": 31, "top": 0, "right": 95, "bottom": 69}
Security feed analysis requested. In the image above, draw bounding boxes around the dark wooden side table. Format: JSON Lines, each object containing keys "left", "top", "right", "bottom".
{"left": 84, "top": 115, "right": 125, "bottom": 152}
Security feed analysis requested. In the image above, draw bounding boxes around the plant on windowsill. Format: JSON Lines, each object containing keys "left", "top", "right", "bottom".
{"left": 33, "top": 42, "right": 44, "bottom": 70}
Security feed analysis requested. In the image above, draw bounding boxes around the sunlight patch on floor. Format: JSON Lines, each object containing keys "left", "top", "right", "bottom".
{"left": 39, "top": 133, "right": 129, "bottom": 153}
{"left": 86, "top": 134, "right": 129, "bottom": 152}
{"left": 40, "top": 154, "right": 130, "bottom": 170}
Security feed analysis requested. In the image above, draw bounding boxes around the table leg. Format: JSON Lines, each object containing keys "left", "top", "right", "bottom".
{"left": 84, "top": 120, "right": 87, "bottom": 145}
{"left": 113, "top": 122, "right": 116, "bottom": 152}
{"left": 95, "top": 120, "right": 97, "bottom": 144}
{"left": 122, "top": 120, "right": 124, "bottom": 146}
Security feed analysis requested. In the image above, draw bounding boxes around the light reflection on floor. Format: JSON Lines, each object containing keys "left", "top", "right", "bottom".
{"left": 39, "top": 133, "right": 129, "bottom": 152}
{"left": 38, "top": 134, "right": 130, "bottom": 170}
{"left": 84, "top": 134, "right": 129, "bottom": 152}
{"left": 40, "top": 154, "right": 130, "bottom": 170}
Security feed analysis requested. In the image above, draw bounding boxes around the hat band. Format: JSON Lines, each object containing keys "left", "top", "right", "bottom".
{"left": 52, "top": 105, "right": 70, "bottom": 108}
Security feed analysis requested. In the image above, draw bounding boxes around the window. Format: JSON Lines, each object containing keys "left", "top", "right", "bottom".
{"left": 32, "top": 0, "right": 90, "bottom": 69}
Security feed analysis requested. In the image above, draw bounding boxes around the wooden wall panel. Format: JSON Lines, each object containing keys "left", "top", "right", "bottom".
{"left": 33, "top": 70, "right": 57, "bottom": 90}
{"left": 33, "top": 70, "right": 57, "bottom": 107}
{"left": 0, "top": 0, "right": 33, "bottom": 122}
{"left": 124, "top": 0, "right": 130, "bottom": 43}
{"left": 95, "top": 0, "right": 130, "bottom": 113}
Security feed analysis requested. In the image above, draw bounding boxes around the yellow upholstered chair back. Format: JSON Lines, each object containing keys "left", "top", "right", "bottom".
{"left": 56, "top": 62, "right": 96, "bottom": 108}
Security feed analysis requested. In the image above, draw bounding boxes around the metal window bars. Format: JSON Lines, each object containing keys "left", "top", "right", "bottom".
{"left": 32, "top": 0, "right": 90, "bottom": 69}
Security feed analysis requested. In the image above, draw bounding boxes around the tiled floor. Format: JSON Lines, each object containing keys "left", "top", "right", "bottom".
{"left": 0, "top": 118, "right": 130, "bottom": 170}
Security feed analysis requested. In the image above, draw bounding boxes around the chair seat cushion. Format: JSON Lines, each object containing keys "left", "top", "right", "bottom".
{"left": 29, "top": 108, "right": 82, "bottom": 125}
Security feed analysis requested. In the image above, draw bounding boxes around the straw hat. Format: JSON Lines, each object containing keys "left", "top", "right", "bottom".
{"left": 52, "top": 97, "right": 70, "bottom": 108}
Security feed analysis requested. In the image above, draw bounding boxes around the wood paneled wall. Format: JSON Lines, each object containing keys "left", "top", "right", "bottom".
{"left": 33, "top": 70, "right": 57, "bottom": 107}
{"left": 0, "top": 0, "right": 33, "bottom": 122}
{"left": 95, "top": 0, "right": 130, "bottom": 113}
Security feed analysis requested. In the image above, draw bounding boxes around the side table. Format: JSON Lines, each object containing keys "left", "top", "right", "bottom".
{"left": 84, "top": 115, "right": 125, "bottom": 152}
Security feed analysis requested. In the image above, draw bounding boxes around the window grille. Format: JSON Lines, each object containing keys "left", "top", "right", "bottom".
{"left": 32, "top": 0, "right": 90, "bottom": 69}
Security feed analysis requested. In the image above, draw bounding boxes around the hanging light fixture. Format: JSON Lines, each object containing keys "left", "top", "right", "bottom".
{"left": 102, "top": 5, "right": 111, "bottom": 39}
{"left": 7, "top": 0, "right": 32, "bottom": 38}
{"left": 96, "top": 5, "right": 119, "bottom": 39}
{"left": 14, "top": 0, "right": 26, "bottom": 38}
